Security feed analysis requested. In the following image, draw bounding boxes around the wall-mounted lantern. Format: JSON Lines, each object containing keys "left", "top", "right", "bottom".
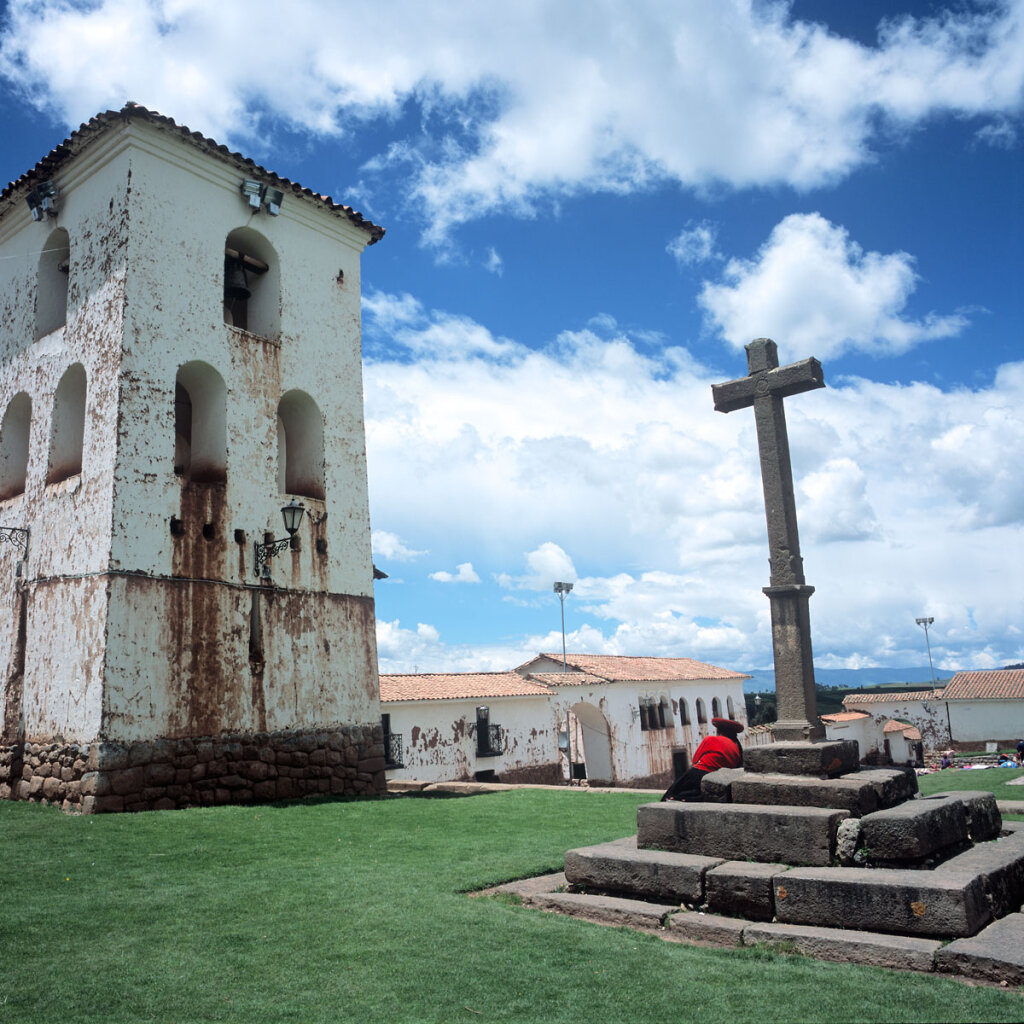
{"left": 26, "top": 181, "right": 59, "bottom": 221}
{"left": 0, "top": 525, "right": 30, "bottom": 576}
{"left": 254, "top": 500, "right": 305, "bottom": 578}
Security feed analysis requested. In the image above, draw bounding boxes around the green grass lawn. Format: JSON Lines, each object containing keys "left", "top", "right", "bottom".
{"left": 2, "top": 790, "right": 1022, "bottom": 1023}
{"left": 918, "top": 765, "right": 1024, "bottom": 807}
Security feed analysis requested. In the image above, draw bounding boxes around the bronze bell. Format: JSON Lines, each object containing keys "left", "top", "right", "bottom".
{"left": 224, "top": 258, "right": 250, "bottom": 300}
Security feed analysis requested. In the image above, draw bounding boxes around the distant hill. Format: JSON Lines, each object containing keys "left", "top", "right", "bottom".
{"left": 741, "top": 666, "right": 944, "bottom": 694}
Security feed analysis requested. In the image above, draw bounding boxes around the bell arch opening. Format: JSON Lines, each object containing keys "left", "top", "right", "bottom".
{"left": 46, "top": 363, "right": 86, "bottom": 485}
{"left": 36, "top": 228, "right": 70, "bottom": 338}
{"left": 0, "top": 392, "right": 32, "bottom": 500}
{"left": 175, "top": 362, "right": 227, "bottom": 483}
{"left": 277, "top": 390, "right": 325, "bottom": 500}
{"left": 224, "top": 228, "right": 279, "bottom": 338}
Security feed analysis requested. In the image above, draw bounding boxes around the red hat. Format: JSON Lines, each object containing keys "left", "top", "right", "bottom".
{"left": 712, "top": 717, "right": 744, "bottom": 734}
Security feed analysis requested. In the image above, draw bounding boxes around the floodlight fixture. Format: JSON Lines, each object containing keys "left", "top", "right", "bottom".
{"left": 263, "top": 187, "right": 284, "bottom": 216}
{"left": 240, "top": 178, "right": 263, "bottom": 210}
{"left": 26, "top": 181, "right": 59, "bottom": 222}
{"left": 240, "top": 179, "right": 284, "bottom": 215}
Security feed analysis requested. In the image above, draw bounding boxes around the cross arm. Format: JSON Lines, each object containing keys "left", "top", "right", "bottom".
{"left": 712, "top": 357, "right": 825, "bottom": 413}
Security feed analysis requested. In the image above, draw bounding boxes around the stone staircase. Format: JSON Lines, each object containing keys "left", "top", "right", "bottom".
{"left": 562, "top": 740, "right": 1024, "bottom": 940}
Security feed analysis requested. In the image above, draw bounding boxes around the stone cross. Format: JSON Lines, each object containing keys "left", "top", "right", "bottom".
{"left": 712, "top": 338, "right": 826, "bottom": 741}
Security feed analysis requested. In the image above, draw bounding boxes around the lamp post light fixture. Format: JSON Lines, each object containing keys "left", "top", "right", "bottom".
{"left": 915, "top": 616, "right": 936, "bottom": 684}
{"left": 553, "top": 581, "right": 573, "bottom": 672}
{"left": 254, "top": 500, "right": 305, "bottom": 578}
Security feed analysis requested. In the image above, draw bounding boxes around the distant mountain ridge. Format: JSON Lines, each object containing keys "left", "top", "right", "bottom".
{"left": 741, "top": 665, "right": 944, "bottom": 694}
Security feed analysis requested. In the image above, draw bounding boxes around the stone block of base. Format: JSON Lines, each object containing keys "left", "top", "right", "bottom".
{"left": 637, "top": 802, "right": 848, "bottom": 866}
{"left": 730, "top": 772, "right": 879, "bottom": 816}
{"left": 743, "top": 921, "right": 941, "bottom": 972}
{"left": 859, "top": 795, "right": 968, "bottom": 862}
{"left": 847, "top": 767, "right": 918, "bottom": 807}
{"left": 774, "top": 866, "right": 990, "bottom": 938}
{"left": 565, "top": 837, "right": 722, "bottom": 904}
{"left": 700, "top": 767, "right": 745, "bottom": 802}
{"left": 666, "top": 911, "right": 746, "bottom": 946}
{"left": 935, "top": 913, "right": 1024, "bottom": 986}
{"left": 706, "top": 861, "right": 789, "bottom": 921}
{"left": 926, "top": 790, "right": 1002, "bottom": 841}
{"left": 744, "top": 740, "right": 858, "bottom": 778}
{"left": 936, "top": 831, "right": 1024, "bottom": 919}
{"left": 532, "top": 891, "right": 676, "bottom": 930}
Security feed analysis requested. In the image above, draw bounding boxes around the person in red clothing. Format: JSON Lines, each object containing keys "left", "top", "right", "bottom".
{"left": 661, "top": 717, "right": 744, "bottom": 802}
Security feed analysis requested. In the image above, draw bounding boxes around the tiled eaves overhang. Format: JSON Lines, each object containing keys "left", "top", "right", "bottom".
{"left": 0, "top": 101, "right": 385, "bottom": 243}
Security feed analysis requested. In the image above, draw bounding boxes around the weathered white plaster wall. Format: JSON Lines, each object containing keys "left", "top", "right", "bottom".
{"left": 383, "top": 696, "right": 559, "bottom": 782}
{"left": 1, "top": 115, "right": 381, "bottom": 751}
{"left": 382, "top": 674, "right": 749, "bottom": 787}
{"left": 841, "top": 696, "right": 950, "bottom": 751}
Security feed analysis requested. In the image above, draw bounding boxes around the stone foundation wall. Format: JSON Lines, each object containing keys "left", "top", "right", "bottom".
{"left": 0, "top": 724, "right": 387, "bottom": 813}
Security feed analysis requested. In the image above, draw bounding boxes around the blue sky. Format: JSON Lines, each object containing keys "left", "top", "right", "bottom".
{"left": 1, "top": 0, "right": 1021, "bottom": 676}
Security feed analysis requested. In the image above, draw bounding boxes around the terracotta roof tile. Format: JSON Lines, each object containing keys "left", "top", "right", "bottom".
{"left": 883, "top": 719, "right": 913, "bottom": 733}
{"left": 524, "top": 671, "right": 608, "bottom": 688}
{"left": 1, "top": 102, "right": 384, "bottom": 242}
{"left": 380, "top": 672, "right": 551, "bottom": 703}
{"left": 942, "top": 670, "right": 1024, "bottom": 701}
{"left": 821, "top": 711, "right": 870, "bottom": 722}
{"left": 525, "top": 653, "right": 748, "bottom": 683}
{"left": 843, "top": 690, "right": 942, "bottom": 705}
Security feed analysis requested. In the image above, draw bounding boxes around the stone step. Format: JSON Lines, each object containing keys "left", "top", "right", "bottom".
{"left": 773, "top": 865, "right": 990, "bottom": 938}
{"left": 702, "top": 764, "right": 918, "bottom": 812}
{"left": 925, "top": 790, "right": 1002, "bottom": 841}
{"left": 726, "top": 771, "right": 881, "bottom": 816}
{"left": 637, "top": 801, "right": 849, "bottom": 866}
{"left": 529, "top": 890, "right": 676, "bottom": 930}
{"left": 564, "top": 837, "right": 722, "bottom": 904}
{"left": 742, "top": 921, "right": 941, "bottom": 972}
{"left": 744, "top": 739, "right": 858, "bottom": 777}
{"left": 937, "top": 829, "right": 1024, "bottom": 919}
{"left": 935, "top": 912, "right": 1024, "bottom": 985}
{"left": 859, "top": 795, "right": 969, "bottom": 862}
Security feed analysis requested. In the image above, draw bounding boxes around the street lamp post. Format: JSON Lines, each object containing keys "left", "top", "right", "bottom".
{"left": 553, "top": 581, "right": 574, "bottom": 787}
{"left": 915, "top": 616, "right": 936, "bottom": 684}
{"left": 553, "top": 581, "right": 573, "bottom": 671}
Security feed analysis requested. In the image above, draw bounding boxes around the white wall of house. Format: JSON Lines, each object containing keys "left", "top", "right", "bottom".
{"left": 948, "top": 701, "right": 1024, "bottom": 745}
{"left": 822, "top": 716, "right": 874, "bottom": 756}
{"left": 840, "top": 697, "right": 950, "bottom": 753}
{"left": 383, "top": 696, "right": 559, "bottom": 783}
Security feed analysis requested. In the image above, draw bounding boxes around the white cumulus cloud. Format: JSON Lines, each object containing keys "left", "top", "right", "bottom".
{"left": 699, "top": 213, "right": 969, "bottom": 359}
{"left": 2, "top": 1, "right": 1022, "bottom": 240}
{"left": 371, "top": 530, "right": 427, "bottom": 561}
{"left": 430, "top": 562, "right": 481, "bottom": 584}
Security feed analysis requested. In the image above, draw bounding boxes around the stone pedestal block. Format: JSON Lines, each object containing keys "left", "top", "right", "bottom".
{"left": 730, "top": 772, "right": 879, "bottom": 816}
{"left": 936, "top": 913, "right": 1024, "bottom": 985}
{"left": 565, "top": 837, "right": 722, "bottom": 904}
{"left": 744, "top": 740, "right": 858, "bottom": 778}
{"left": 937, "top": 832, "right": 1024, "bottom": 919}
{"left": 849, "top": 767, "right": 918, "bottom": 808}
{"left": 926, "top": 790, "right": 1002, "bottom": 842}
{"left": 637, "top": 802, "right": 849, "bottom": 866}
{"left": 859, "top": 795, "right": 968, "bottom": 862}
{"left": 706, "top": 861, "right": 788, "bottom": 920}
{"left": 774, "top": 866, "right": 990, "bottom": 938}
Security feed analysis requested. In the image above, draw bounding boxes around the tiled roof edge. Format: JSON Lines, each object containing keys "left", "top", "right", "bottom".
{"left": 1, "top": 102, "right": 385, "bottom": 243}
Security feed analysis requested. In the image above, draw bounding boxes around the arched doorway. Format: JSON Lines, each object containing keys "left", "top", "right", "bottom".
{"left": 569, "top": 701, "right": 614, "bottom": 785}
